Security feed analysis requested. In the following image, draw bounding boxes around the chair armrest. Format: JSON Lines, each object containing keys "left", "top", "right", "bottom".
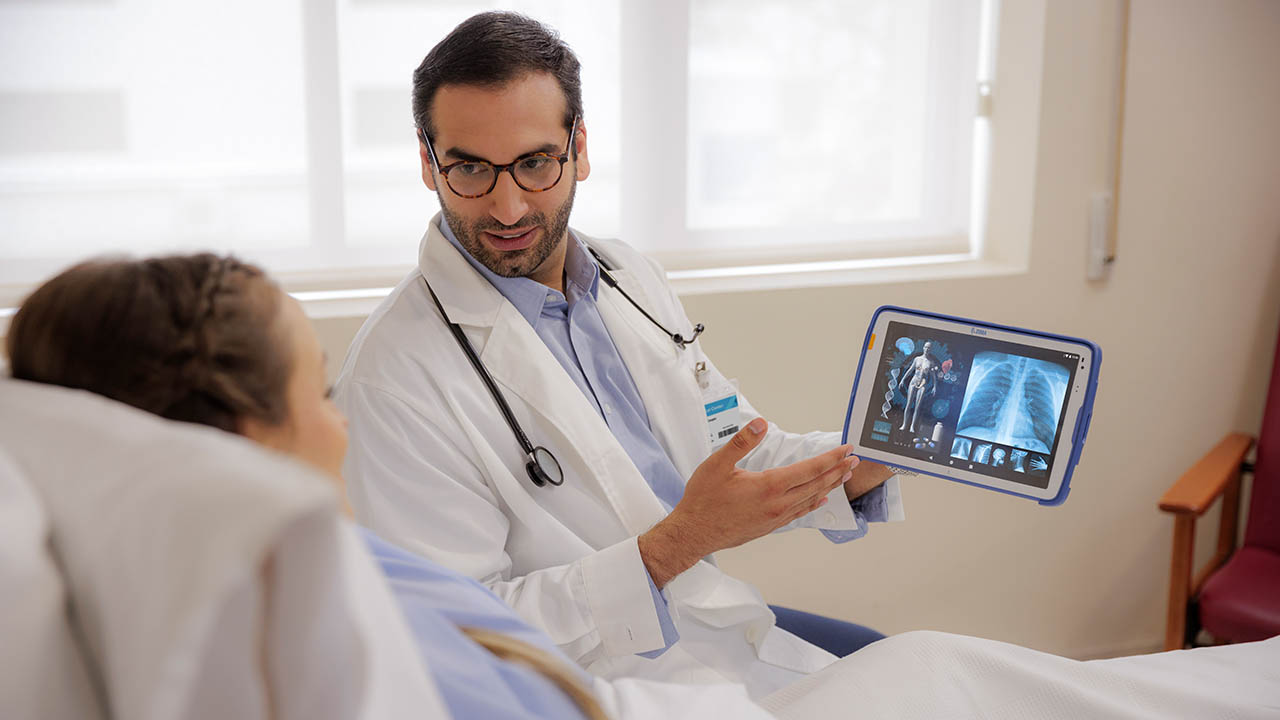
{"left": 1159, "top": 433, "right": 1255, "bottom": 515}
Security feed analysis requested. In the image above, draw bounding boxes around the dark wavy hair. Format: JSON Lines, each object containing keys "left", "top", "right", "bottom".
{"left": 6, "top": 254, "right": 289, "bottom": 434}
{"left": 411, "top": 11, "right": 582, "bottom": 143}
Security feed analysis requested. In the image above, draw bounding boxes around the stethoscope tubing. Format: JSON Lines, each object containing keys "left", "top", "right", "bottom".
{"left": 424, "top": 244, "right": 702, "bottom": 489}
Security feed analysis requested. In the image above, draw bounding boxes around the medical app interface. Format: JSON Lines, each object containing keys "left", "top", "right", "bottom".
{"left": 859, "top": 321, "right": 1081, "bottom": 489}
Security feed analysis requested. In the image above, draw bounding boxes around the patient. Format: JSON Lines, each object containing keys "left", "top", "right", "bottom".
{"left": 5, "top": 254, "right": 622, "bottom": 720}
{"left": 10, "top": 254, "right": 1279, "bottom": 720}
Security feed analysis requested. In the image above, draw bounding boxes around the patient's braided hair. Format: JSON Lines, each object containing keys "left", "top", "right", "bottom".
{"left": 462, "top": 628, "right": 609, "bottom": 720}
{"left": 6, "top": 254, "right": 290, "bottom": 433}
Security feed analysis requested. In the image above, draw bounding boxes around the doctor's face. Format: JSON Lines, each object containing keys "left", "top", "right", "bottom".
{"left": 420, "top": 72, "right": 590, "bottom": 288}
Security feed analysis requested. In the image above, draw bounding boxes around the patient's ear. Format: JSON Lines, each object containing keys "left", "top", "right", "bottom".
{"left": 236, "top": 415, "right": 288, "bottom": 452}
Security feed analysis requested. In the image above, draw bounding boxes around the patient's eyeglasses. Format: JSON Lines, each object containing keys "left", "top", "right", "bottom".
{"left": 419, "top": 116, "right": 579, "bottom": 199}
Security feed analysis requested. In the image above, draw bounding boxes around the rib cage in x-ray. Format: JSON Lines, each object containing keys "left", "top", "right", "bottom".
{"left": 956, "top": 352, "right": 1070, "bottom": 453}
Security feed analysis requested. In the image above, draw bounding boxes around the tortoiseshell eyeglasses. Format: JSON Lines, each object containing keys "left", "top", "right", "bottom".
{"left": 420, "top": 116, "right": 579, "bottom": 199}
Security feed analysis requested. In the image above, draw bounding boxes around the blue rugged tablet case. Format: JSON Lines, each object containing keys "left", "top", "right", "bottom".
{"left": 841, "top": 305, "right": 1102, "bottom": 506}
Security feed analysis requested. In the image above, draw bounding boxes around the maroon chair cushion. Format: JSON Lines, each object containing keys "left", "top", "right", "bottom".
{"left": 1244, "top": 317, "right": 1280, "bottom": 553}
{"left": 1198, "top": 546, "right": 1280, "bottom": 643}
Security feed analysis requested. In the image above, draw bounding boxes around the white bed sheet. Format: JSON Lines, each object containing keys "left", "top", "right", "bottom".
{"left": 761, "top": 630, "right": 1280, "bottom": 719}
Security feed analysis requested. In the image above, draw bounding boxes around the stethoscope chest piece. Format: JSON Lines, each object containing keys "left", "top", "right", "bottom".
{"left": 526, "top": 446, "right": 564, "bottom": 487}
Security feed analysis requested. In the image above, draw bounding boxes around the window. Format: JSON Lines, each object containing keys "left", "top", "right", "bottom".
{"left": 677, "top": 0, "right": 983, "bottom": 268}
{"left": 1, "top": 0, "right": 1017, "bottom": 308}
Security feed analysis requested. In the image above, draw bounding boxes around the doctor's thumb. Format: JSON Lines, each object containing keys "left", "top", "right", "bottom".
{"left": 714, "top": 417, "right": 768, "bottom": 466}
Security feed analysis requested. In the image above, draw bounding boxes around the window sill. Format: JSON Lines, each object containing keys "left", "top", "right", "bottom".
{"left": 666, "top": 253, "right": 1025, "bottom": 296}
{"left": 0, "top": 253, "right": 1028, "bottom": 332}
{"left": 294, "top": 252, "right": 1026, "bottom": 320}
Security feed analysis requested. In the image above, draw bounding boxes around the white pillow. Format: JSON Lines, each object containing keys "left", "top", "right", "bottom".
{"left": 0, "top": 448, "right": 105, "bottom": 720}
{"left": 0, "top": 379, "right": 449, "bottom": 720}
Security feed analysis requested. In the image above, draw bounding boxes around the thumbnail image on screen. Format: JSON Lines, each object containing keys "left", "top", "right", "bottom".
{"left": 859, "top": 321, "right": 1080, "bottom": 489}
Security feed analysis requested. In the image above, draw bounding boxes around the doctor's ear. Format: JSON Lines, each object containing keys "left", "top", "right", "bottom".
{"left": 573, "top": 119, "right": 590, "bottom": 182}
{"left": 419, "top": 137, "right": 438, "bottom": 191}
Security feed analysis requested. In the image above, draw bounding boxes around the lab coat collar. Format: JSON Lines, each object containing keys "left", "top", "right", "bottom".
{"left": 434, "top": 215, "right": 602, "bottom": 331}
{"left": 418, "top": 214, "right": 505, "bottom": 329}
{"left": 420, "top": 213, "right": 618, "bottom": 330}
{"left": 439, "top": 215, "right": 550, "bottom": 329}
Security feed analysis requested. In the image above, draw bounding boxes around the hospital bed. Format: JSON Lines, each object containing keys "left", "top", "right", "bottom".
{"left": 2, "top": 377, "right": 1278, "bottom": 720}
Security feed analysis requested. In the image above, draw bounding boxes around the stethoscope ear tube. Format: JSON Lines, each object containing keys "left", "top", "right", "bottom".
{"left": 587, "top": 247, "right": 703, "bottom": 348}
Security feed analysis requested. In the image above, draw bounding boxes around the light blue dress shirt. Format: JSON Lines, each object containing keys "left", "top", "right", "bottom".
{"left": 439, "top": 218, "right": 888, "bottom": 653}
{"left": 364, "top": 528, "right": 590, "bottom": 720}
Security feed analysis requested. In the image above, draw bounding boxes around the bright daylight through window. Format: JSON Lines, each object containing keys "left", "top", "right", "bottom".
{"left": 0, "top": 0, "right": 993, "bottom": 305}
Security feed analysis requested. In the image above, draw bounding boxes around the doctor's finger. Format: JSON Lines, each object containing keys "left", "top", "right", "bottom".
{"left": 780, "top": 456, "right": 855, "bottom": 506}
{"left": 704, "top": 416, "right": 769, "bottom": 472}
{"left": 776, "top": 444, "right": 854, "bottom": 490}
{"left": 778, "top": 491, "right": 833, "bottom": 528}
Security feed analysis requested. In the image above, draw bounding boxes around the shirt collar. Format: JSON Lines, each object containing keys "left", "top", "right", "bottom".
{"left": 438, "top": 215, "right": 600, "bottom": 329}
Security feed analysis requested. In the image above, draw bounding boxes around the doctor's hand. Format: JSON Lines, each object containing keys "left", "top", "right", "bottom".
{"left": 638, "top": 417, "right": 857, "bottom": 588}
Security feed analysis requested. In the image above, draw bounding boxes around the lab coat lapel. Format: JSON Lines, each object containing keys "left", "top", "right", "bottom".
{"left": 419, "top": 219, "right": 669, "bottom": 536}
{"left": 481, "top": 312, "right": 671, "bottom": 534}
{"left": 594, "top": 267, "right": 711, "bottom": 480}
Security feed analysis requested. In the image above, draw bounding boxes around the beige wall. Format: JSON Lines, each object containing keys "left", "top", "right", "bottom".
{"left": 311, "top": 0, "right": 1280, "bottom": 659}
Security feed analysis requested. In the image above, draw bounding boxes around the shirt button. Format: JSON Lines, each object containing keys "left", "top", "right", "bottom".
{"left": 603, "top": 403, "right": 614, "bottom": 414}
{"left": 821, "top": 511, "right": 837, "bottom": 525}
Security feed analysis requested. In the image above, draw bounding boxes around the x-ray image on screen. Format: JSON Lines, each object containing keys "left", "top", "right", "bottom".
{"left": 972, "top": 443, "right": 993, "bottom": 464}
{"left": 1028, "top": 454, "right": 1049, "bottom": 475}
{"left": 950, "top": 437, "right": 972, "bottom": 460}
{"left": 991, "top": 448, "right": 1007, "bottom": 468}
{"left": 956, "top": 352, "right": 1071, "bottom": 454}
{"left": 1010, "top": 449, "right": 1028, "bottom": 473}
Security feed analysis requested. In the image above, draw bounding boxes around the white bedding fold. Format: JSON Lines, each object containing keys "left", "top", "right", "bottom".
{"left": 0, "top": 378, "right": 450, "bottom": 720}
{"left": 761, "top": 630, "right": 1280, "bottom": 719}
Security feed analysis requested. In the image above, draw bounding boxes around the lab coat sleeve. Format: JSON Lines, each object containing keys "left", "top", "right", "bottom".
{"left": 338, "top": 380, "right": 671, "bottom": 665}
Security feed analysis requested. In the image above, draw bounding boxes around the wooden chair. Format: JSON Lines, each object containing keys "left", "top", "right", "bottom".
{"left": 1159, "top": 320, "right": 1280, "bottom": 650}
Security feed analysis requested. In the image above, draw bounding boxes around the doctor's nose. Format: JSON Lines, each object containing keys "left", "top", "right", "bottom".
{"left": 488, "top": 172, "right": 531, "bottom": 227}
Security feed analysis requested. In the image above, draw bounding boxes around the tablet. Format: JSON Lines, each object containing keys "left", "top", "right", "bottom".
{"left": 842, "top": 306, "right": 1101, "bottom": 505}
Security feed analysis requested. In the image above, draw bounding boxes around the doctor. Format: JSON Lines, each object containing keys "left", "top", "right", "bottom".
{"left": 334, "top": 11, "right": 904, "bottom": 698}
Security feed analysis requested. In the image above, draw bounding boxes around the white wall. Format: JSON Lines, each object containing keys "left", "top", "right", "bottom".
{"left": 316, "top": 0, "right": 1280, "bottom": 658}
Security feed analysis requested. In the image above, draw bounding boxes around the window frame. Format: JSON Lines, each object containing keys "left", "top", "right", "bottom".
{"left": 0, "top": 0, "right": 1047, "bottom": 315}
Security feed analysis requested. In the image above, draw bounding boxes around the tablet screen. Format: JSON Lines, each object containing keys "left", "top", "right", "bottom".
{"left": 858, "top": 320, "right": 1082, "bottom": 489}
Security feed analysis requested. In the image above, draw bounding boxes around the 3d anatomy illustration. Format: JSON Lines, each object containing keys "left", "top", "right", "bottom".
{"left": 898, "top": 341, "right": 942, "bottom": 433}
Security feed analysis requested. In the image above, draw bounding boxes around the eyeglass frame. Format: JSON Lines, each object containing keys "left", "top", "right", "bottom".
{"left": 419, "top": 115, "right": 580, "bottom": 199}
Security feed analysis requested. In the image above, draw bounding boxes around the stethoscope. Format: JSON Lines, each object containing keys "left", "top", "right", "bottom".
{"left": 423, "top": 246, "right": 704, "bottom": 489}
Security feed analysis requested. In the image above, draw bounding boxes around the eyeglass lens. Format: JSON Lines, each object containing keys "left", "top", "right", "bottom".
{"left": 447, "top": 156, "right": 564, "bottom": 196}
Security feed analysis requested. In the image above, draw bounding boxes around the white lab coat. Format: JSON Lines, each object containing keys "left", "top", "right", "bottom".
{"left": 334, "top": 215, "right": 903, "bottom": 697}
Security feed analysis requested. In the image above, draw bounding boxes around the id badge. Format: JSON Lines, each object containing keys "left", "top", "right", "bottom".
{"left": 703, "top": 379, "right": 741, "bottom": 450}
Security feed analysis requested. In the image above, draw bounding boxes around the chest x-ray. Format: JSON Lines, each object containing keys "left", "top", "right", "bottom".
{"left": 956, "top": 352, "right": 1070, "bottom": 454}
